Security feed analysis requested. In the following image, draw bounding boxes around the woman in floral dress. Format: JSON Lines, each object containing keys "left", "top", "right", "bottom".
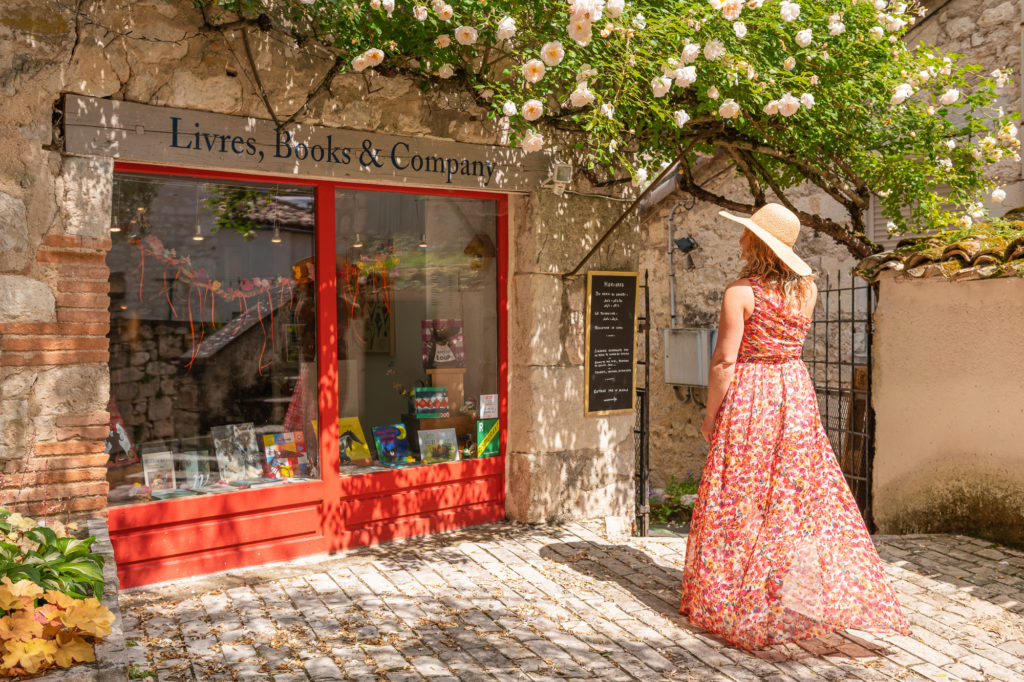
{"left": 679, "top": 203, "right": 911, "bottom": 650}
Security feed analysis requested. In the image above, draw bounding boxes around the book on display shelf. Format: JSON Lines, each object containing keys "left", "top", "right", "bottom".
{"left": 417, "top": 428, "right": 459, "bottom": 464}
{"left": 479, "top": 394, "right": 499, "bottom": 420}
{"left": 421, "top": 319, "right": 465, "bottom": 369}
{"left": 476, "top": 418, "right": 500, "bottom": 458}
{"left": 211, "top": 423, "right": 264, "bottom": 481}
{"left": 372, "top": 423, "right": 415, "bottom": 466}
{"left": 141, "top": 449, "right": 176, "bottom": 491}
{"left": 414, "top": 386, "right": 450, "bottom": 418}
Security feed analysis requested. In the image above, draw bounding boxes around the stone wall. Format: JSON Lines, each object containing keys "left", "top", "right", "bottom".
{"left": 0, "top": 0, "right": 635, "bottom": 523}
{"left": 872, "top": 274, "right": 1024, "bottom": 547}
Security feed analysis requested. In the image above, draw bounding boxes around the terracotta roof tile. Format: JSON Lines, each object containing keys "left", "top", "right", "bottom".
{"left": 856, "top": 225, "right": 1024, "bottom": 282}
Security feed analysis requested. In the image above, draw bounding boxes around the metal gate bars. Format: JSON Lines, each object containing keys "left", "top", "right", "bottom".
{"left": 634, "top": 271, "right": 651, "bottom": 536}
{"left": 802, "top": 271, "right": 877, "bottom": 530}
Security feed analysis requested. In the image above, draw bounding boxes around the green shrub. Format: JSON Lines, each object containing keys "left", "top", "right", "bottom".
{"left": 0, "top": 509, "right": 105, "bottom": 599}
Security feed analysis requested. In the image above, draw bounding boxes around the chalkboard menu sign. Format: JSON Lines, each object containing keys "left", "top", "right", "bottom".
{"left": 584, "top": 271, "right": 639, "bottom": 416}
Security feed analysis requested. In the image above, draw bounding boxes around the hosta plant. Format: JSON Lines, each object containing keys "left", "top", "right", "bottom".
{"left": 0, "top": 509, "right": 105, "bottom": 600}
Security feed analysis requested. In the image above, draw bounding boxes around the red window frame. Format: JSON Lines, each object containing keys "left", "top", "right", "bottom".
{"left": 107, "top": 162, "right": 509, "bottom": 587}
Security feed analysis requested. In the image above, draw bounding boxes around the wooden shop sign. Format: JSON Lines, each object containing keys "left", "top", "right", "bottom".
{"left": 584, "top": 271, "right": 639, "bottom": 417}
{"left": 63, "top": 95, "right": 551, "bottom": 191}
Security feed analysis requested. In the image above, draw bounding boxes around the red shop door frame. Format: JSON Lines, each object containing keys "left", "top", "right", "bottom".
{"left": 107, "top": 162, "right": 509, "bottom": 588}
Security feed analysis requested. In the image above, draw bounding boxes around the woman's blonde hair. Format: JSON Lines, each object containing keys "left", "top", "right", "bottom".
{"left": 740, "top": 231, "right": 816, "bottom": 311}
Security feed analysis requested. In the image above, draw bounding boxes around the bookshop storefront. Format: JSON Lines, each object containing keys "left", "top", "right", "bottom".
{"left": 64, "top": 95, "right": 549, "bottom": 587}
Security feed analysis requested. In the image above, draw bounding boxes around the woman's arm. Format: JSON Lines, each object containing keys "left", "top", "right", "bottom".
{"left": 700, "top": 281, "right": 753, "bottom": 442}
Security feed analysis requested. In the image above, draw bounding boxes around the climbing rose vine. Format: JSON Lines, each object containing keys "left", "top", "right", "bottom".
{"left": 202, "top": 0, "right": 1019, "bottom": 255}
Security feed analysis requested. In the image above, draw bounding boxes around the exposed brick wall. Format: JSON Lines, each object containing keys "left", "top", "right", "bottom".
{"left": 0, "top": 234, "right": 112, "bottom": 521}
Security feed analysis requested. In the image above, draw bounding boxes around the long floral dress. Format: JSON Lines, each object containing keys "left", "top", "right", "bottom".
{"left": 679, "top": 276, "right": 910, "bottom": 650}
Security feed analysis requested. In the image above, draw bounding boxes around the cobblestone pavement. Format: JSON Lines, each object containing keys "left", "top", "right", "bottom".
{"left": 121, "top": 522, "right": 1024, "bottom": 681}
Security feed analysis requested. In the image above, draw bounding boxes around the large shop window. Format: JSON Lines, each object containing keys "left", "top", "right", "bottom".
{"left": 105, "top": 171, "right": 501, "bottom": 507}
{"left": 333, "top": 189, "right": 500, "bottom": 473}
{"left": 106, "top": 172, "right": 319, "bottom": 505}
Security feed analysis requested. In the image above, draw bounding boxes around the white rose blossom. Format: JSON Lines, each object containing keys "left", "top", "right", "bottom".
{"left": 569, "top": 0, "right": 605, "bottom": 22}
{"left": 778, "top": 93, "right": 800, "bottom": 116}
{"left": 709, "top": 0, "right": 723, "bottom": 9}
{"left": 633, "top": 168, "right": 649, "bottom": 186}
{"left": 502, "top": 101, "right": 518, "bottom": 117}
{"left": 886, "top": 15, "right": 906, "bottom": 32}
{"left": 795, "top": 29, "right": 812, "bottom": 48}
{"left": 522, "top": 131, "right": 544, "bottom": 153}
{"left": 600, "top": 102, "right": 615, "bottom": 119}
{"left": 364, "top": 48, "right": 384, "bottom": 67}
{"left": 764, "top": 100, "right": 779, "bottom": 115}
{"left": 780, "top": 1, "right": 800, "bottom": 22}
{"left": 381, "top": 0, "right": 394, "bottom": 16}
{"left": 784, "top": 56, "right": 796, "bottom": 71}
{"left": 829, "top": 20, "right": 846, "bottom": 35}
{"left": 719, "top": 99, "right": 740, "bottom": 118}
{"left": 521, "top": 99, "right": 544, "bottom": 121}
{"left": 674, "top": 109, "right": 691, "bottom": 127}
{"left": 541, "top": 41, "right": 565, "bottom": 66}
{"left": 872, "top": 0, "right": 886, "bottom": 9}
{"left": 707, "top": 86, "right": 720, "bottom": 100}
{"left": 704, "top": 40, "right": 725, "bottom": 61}
{"left": 437, "top": 63, "right": 455, "bottom": 78}
{"left": 455, "top": 26, "right": 478, "bottom": 45}
{"left": 606, "top": 0, "right": 625, "bottom": 17}
{"left": 937, "top": 157, "right": 953, "bottom": 169}
{"left": 435, "top": 34, "right": 451, "bottom": 48}
{"left": 674, "top": 65, "right": 697, "bottom": 88}
{"left": 496, "top": 16, "right": 516, "bottom": 40}
{"left": 567, "top": 17, "right": 593, "bottom": 45}
{"left": 632, "top": 13, "right": 646, "bottom": 29}
{"left": 522, "top": 59, "right": 546, "bottom": 84}
{"left": 570, "top": 82, "right": 596, "bottom": 107}
{"left": 436, "top": 3, "right": 453, "bottom": 20}
{"left": 682, "top": 43, "right": 701, "bottom": 63}
{"left": 747, "top": 0, "right": 764, "bottom": 7}
{"left": 351, "top": 55, "right": 369, "bottom": 72}
{"left": 651, "top": 76, "right": 672, "bottom": 98}
{"left": 370, "top": 0, "right": 381, "bottom": 8}
{"left": 431, "top": 0, "right": 444, "bottom": 10}
{"left": 413, "top": 5, "right": 428, "bottom": 21}
{"left": 734, "top": 21, "right": 747, "bottom": 38}
{"left": 939, "top": 89, "right": 960, "bottom": 106}
{"left": 992, "top": 188, "right": 1007, "bottom": 202}
{"left": 945, "top": 139, "right": 956, "bottom": 150}
{"left": 721, "top": 0, "right": 743, "bottom": 20}
{"left": 869, "top": 26, "right": 884, "bottom": 39}
{"left": 800, "top": 93, "right": 814, "bottom": 109}
{"left": 890, "top": 83, "right": 914, "bottom": 105}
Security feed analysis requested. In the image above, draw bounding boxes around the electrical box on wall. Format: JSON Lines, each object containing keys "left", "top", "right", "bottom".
{"left": 663, "top": 328, "right": 718, "bottom": 386}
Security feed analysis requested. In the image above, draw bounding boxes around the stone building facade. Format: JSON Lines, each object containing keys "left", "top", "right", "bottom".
{"left": 0, "top": 0, "right": 641, "bottom": 550}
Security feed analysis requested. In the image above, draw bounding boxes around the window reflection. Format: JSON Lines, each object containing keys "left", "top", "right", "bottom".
{"left": 105, "top": 173, "right": 318, "bottom": 505}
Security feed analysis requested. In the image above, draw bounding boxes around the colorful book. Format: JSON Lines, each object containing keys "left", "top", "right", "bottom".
{"left": 141, "top": 450, "right": 176, "bottom": 491}
{"left": 417, "top": 428, "right": 459, "bottom": 464}
{"left": 261, "top": 431, "right": 308, "bottom": 478}
{"left": 337, "top": 417, "right": 373, "bottom": 464}
{"left": 421, "top": 319, "right": 466, "bottom": 369}
{"left": 477, "top": 419, "right": 500, "bottom": 458}
{"left": 414, "top": 386, "right": 450, "bottom": 418}
{"left": 372, "top": 424, "right": 415, "bottom": 466}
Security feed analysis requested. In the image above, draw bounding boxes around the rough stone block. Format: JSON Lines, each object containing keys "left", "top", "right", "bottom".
{"left": 509, "top": 273, "right": 563, "bottom": 367}
{"left": 0, "top": 275, "right": 56, "bottom": 323}
{"left": 59, "top": 156, "right": 113, "bottom": 239}
{"left": 0, "top": 190, "right": 29, "bottom": 271}
{"left": 31, "top": 365, "right": 109, "bottom": 417}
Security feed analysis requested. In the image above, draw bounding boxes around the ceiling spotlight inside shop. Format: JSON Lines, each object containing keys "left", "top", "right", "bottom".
{"left": 419, "top": 233, "right": 428, "bottom": 249}
{"left": 271, "top": 226, "right": 282, "bottom": 244}
{"left": 353, "top": 233, "right": 364, "bottom": 248}
{"left": 192, "top": 222, "right": 205, "bottom": 241}
{"left": 109, "top": 224, "right": 121, "bottom": 233}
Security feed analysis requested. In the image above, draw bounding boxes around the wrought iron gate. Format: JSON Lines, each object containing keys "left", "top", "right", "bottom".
{"left": 634, "top": 271, "right": 651, "bottom": 536}
{"left": 803, "top": 271, "right": 877, "bottom": 529}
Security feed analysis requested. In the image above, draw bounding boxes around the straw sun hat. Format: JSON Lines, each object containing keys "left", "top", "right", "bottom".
{"left": 719, "top": 203, "right": 813, "bottom": 277}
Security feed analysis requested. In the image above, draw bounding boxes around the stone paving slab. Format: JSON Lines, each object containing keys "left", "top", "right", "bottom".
{"left": 120, "top": 523, "right": 1024, "bottom": 681}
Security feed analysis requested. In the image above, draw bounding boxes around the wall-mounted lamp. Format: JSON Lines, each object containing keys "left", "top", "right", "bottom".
{"left": 353, "top": 233, "right": 364, "bottom": 248}
{"left": 418, "top": 233, "right": 428, "bottom": 249}
{"left": 673, "top": 235, "right": 699, "bottom": 254}
{"left": 192, "top": 222, "right": 205, "bottom": 241}
{"left": 271, "top": 226, "right": 282, "bottom": 244}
